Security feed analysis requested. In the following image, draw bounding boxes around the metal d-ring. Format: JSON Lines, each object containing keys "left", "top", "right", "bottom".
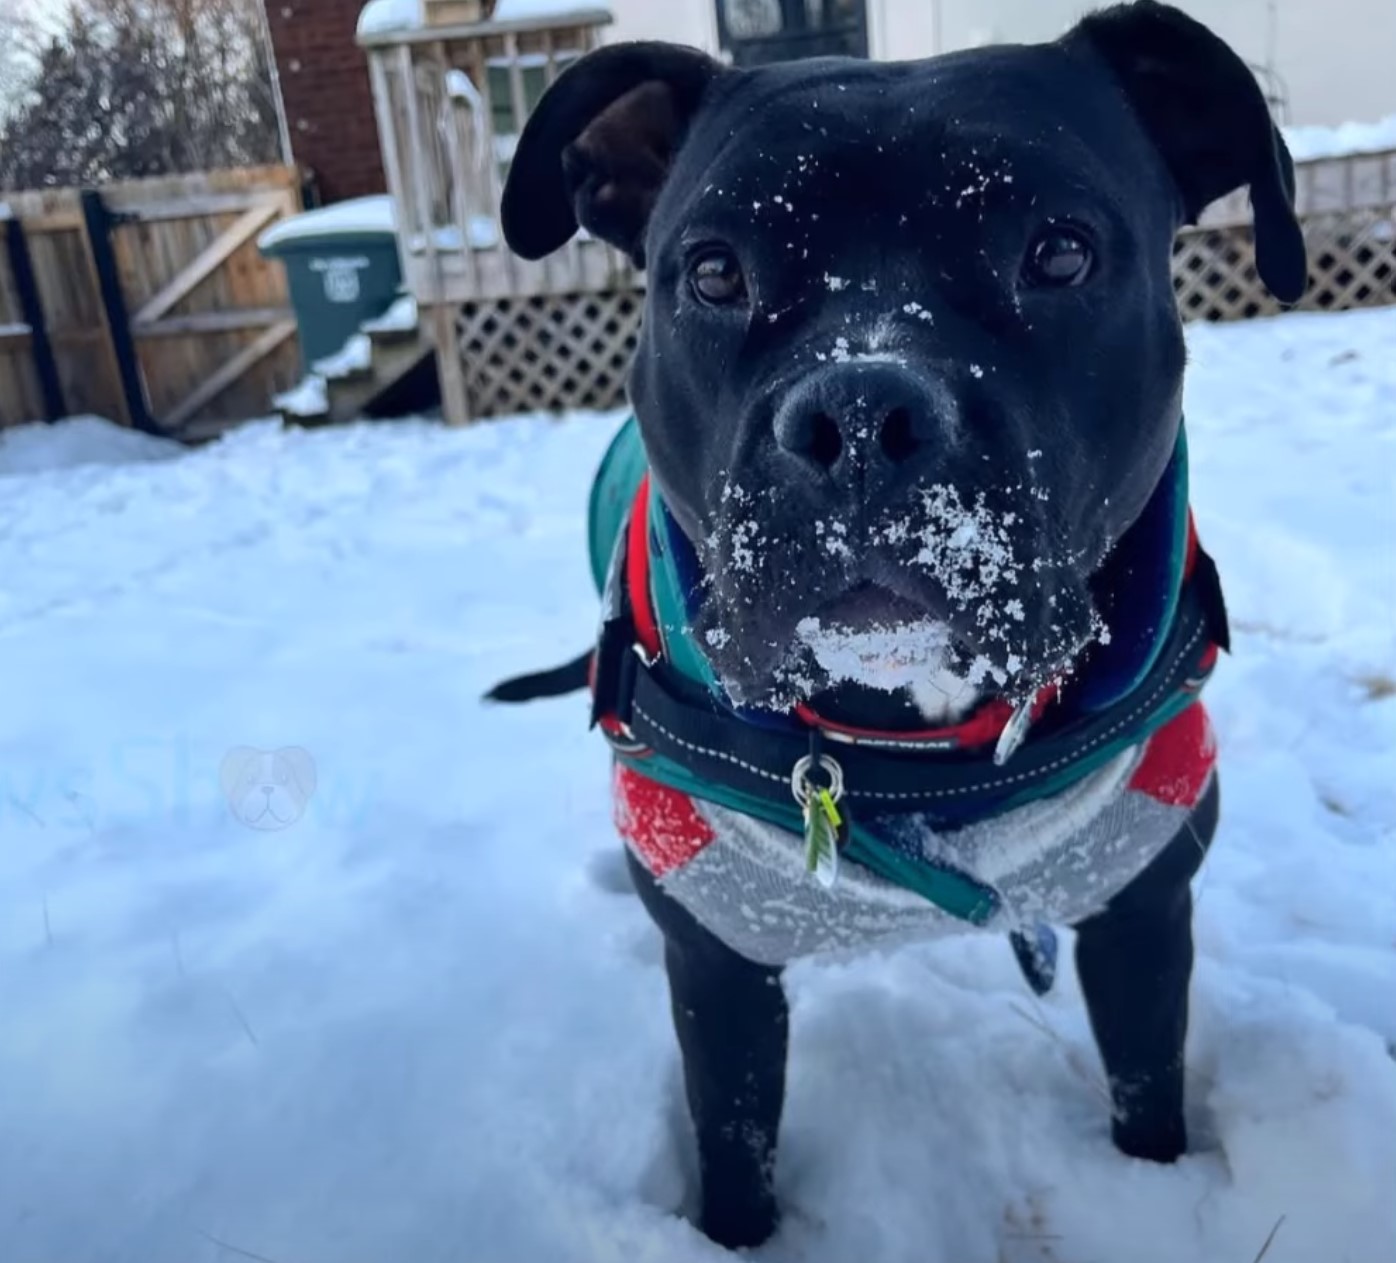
{"left": 791, "top": 752, "right": 846, "bottom": 807}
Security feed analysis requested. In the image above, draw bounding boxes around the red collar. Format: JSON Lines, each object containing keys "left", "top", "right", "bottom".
{"left": 622, "top": 476, "right": 1202, "bottom": 754}
{"left": 791, "top": 693, "right": 1055, "bottom": 753}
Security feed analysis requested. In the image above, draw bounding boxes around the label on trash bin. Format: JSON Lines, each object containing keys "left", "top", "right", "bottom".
{"left": 311, "top": 256, "right": 371, "bottom": 304}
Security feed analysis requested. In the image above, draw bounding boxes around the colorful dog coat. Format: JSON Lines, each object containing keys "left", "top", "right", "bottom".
{"left": 587, "top": 418, "right": 1226, "bottom": 966}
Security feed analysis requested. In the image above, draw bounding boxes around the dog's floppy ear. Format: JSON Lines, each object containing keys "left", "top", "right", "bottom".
{"left": 501, "top": 42, "right": 723, "bottom": 265}
{"left": 1064, "top": 1, "right": 1307, "bottom": 303}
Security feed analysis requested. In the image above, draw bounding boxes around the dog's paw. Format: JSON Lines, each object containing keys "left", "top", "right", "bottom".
{"left": 1111, "top": 1116, "right": 1187, "bottom": 1165}
{"left": 699, "top": 1199, "right": 780, "bottom": 1252}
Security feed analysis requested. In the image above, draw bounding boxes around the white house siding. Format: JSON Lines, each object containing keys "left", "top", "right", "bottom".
{"left": 602, "top": 0, "right": 719, "bottom": 54}
{"left": 600, "top": 0, "right": 1394, "bottom": 127}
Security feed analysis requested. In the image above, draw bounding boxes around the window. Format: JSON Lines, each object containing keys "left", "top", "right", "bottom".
{"left": 725, "top": 0, "right": 782, "bottom": 39}
{"left": 717, "top": 0, "right": 868, "bottom": 65}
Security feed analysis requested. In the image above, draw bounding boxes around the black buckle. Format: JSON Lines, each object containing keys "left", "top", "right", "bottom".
{"left": 589, "top": 615, "right": 642, "bottom": 741}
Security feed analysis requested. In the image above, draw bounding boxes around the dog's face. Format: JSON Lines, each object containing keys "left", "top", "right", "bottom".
{"left": 220, "top": 746, "right": 318, "bottom": 832}
{"left": 625, "top": 52, "right": 1187, "bottom": 709}
{"left": 504, "top": 2, "right": 1305, "bottom": 712}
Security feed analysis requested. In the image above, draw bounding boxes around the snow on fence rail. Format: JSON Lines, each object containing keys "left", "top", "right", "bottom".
{"left": 0, "top": 166, "right": 304, "bottom": 436}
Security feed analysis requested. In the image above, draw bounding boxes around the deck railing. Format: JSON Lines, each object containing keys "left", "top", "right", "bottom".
{"left": 359, "top": 12, "right": 1396, "bottom": 419}
{"left": 1177, "top": 147, "right": 1396, "bottom": 320}
{"left": 360, "top": 9, "right": 637, "bottom": 311}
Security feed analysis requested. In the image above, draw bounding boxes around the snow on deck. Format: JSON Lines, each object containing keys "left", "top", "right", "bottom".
{"left": 272, "top": 375, "right": 329, "bottom": 418}
{"left": 1, "top": 308, "right": 1395, "bottom": 1263}
{"left": 357, "top": 0, "right": 422, "bottom": 36}
{"left": 361, "top": 293, "right": 420, "bottom": 334}
{"left": 1285, "top": 113, "right": 1396, "bottom": 162}
{"left": 358, "top": 0, "right": 609, "bottom": 36}
{"left": 493, "top": 0, "right": 609, "bottom": 18}
{"left": 311, "top": 333, "right": 373, "bottom": 381}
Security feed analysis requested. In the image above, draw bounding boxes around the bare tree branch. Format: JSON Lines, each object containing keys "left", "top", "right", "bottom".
{"left": 0, "top": 0, "right": 281, "bottom": 190}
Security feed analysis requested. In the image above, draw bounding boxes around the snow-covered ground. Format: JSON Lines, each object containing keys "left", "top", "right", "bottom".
{"left": 2, "top": 307, "right": 1394, "bottom": 1263}
{"left": 0, "top": 414, "right": 184, "bottom": 477}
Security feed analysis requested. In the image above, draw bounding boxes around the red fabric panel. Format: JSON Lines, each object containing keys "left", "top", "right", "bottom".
{"left": 1129, "top": 702, "right": 1217, "bottom": 808}
{"left": 614, "top": 764, "right": 714, "bottom": 877}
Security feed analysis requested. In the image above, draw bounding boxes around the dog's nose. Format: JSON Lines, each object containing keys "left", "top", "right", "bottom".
{"left": 773, "top": 364, "right": 948, "bottom": 479}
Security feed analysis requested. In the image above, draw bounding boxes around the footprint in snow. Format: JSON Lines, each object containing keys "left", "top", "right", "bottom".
{"left": 585, "top": 846, "right": 637, "bottom": 896}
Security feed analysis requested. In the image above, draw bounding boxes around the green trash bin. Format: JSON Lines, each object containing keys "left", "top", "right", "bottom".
{"left": 258, "top": 195, "right": 403, "bottom": 368}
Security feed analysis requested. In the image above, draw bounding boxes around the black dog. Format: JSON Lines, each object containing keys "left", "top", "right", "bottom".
{"left": 498, "top": 1, "right": 1305, "bottom": 1249}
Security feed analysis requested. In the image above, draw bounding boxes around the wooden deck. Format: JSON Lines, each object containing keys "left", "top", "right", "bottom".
{"left": 361, "top": 9, "right": 633, "bottom": 305}
{"left": 360, "top": 7, "right": 1396, "bottom": 421}
{"left": 361, "top": 8, "right": 636, "bottom": 420}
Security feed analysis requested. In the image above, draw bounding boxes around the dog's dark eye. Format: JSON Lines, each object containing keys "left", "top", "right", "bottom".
{"left": 1023, "top": 228, "right": 1094, "bottom": 288}
{"left": 690, "top": 249, "right": 747, "bottom": 306}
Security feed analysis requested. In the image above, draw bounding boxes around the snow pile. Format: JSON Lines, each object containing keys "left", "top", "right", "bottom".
{"left": 312, "top": 332, "right": 373, "bottom": 380}
{"left": 257, "top": 196, "right": 397, "bottom": 252}
{"left": 445, "top": 67, "right": 481, "bottom": 104}
{"left": 410, "top": 217, "right": 500, "bottom": 252}
{"left": 257, "top": 195, "right": 495, "bottom": 256}
{"left": 1284, "top": 114, "right": 1396, "bottom": 162}
{"left": 275, "top": 301, "right": 417, "bottom": 419}
{"left": 494, "top": 0, "right": 610, "bottom": 20}
{"left": 357, "top": 0, "right": 607, "bottom": 36}
{"left": 1, "top": 309, "right": 1395, "bottom": 1263}
{"left": 0, "top": 414, "right": 183, "bottom": 477}
{"left": 272, "top": 375, "right": 328, "bottom": 418}
{"left": 357, "top": 0, "right": 422, "bottom": 37}
{"left": 362, "top": 293, "right": 419, "bottom": 334}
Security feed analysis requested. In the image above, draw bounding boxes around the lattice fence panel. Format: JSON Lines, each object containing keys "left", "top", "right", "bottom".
{"left": 448, "top": 204, "right": 1396, "bottom": 419}
{"left": 1173, "top": 204, "right": 1396, "bottom": 322}
{"left": 455, "top": 289, "right": 644, "bottom": 417}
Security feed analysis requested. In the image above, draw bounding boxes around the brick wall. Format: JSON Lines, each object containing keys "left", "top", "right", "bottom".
{"left": 263, "top": 0, "right": 387, "bottom": 203}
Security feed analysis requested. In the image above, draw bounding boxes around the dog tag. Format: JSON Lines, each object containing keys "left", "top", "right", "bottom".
{"left": 804, "top": 787, "right": 845, "bottom": 890}
{"left": 1009, "top": 923, "right": 1059, "bottom": 996}
{"left": 993, "top": 699, "right": 1035, "bottom": 767}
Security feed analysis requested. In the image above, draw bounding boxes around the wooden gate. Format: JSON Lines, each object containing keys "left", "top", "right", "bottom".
{"left": 0, "top": 166, "right": 304, "bottom": 436}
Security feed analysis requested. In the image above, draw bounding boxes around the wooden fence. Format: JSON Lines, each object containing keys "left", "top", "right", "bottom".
{"left": 4, "top": 148, "right": 1393, "bottom": 431}
{"left": 0, "top": 166, "right": 304, "bottom": 436}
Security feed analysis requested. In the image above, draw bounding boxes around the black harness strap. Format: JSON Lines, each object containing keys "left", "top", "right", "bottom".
{"left": 592, "top": 569, "right": 1226, "bottom": 820}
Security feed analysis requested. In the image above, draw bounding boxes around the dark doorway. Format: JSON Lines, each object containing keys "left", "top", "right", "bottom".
{"left": 715, "top": 0, "right": 870, "bottom": 66}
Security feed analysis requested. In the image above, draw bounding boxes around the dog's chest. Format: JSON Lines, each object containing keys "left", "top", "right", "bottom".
{"left": 615, "top": 703, "right": 1216, "bottom": 966}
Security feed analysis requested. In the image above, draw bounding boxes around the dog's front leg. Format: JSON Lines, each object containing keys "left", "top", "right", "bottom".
{"left": 1073, "top": 777, "right": 1219, "bottom": 1163}
{"left": 627, "top": 851, "right": 787, "bottom": 1249}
